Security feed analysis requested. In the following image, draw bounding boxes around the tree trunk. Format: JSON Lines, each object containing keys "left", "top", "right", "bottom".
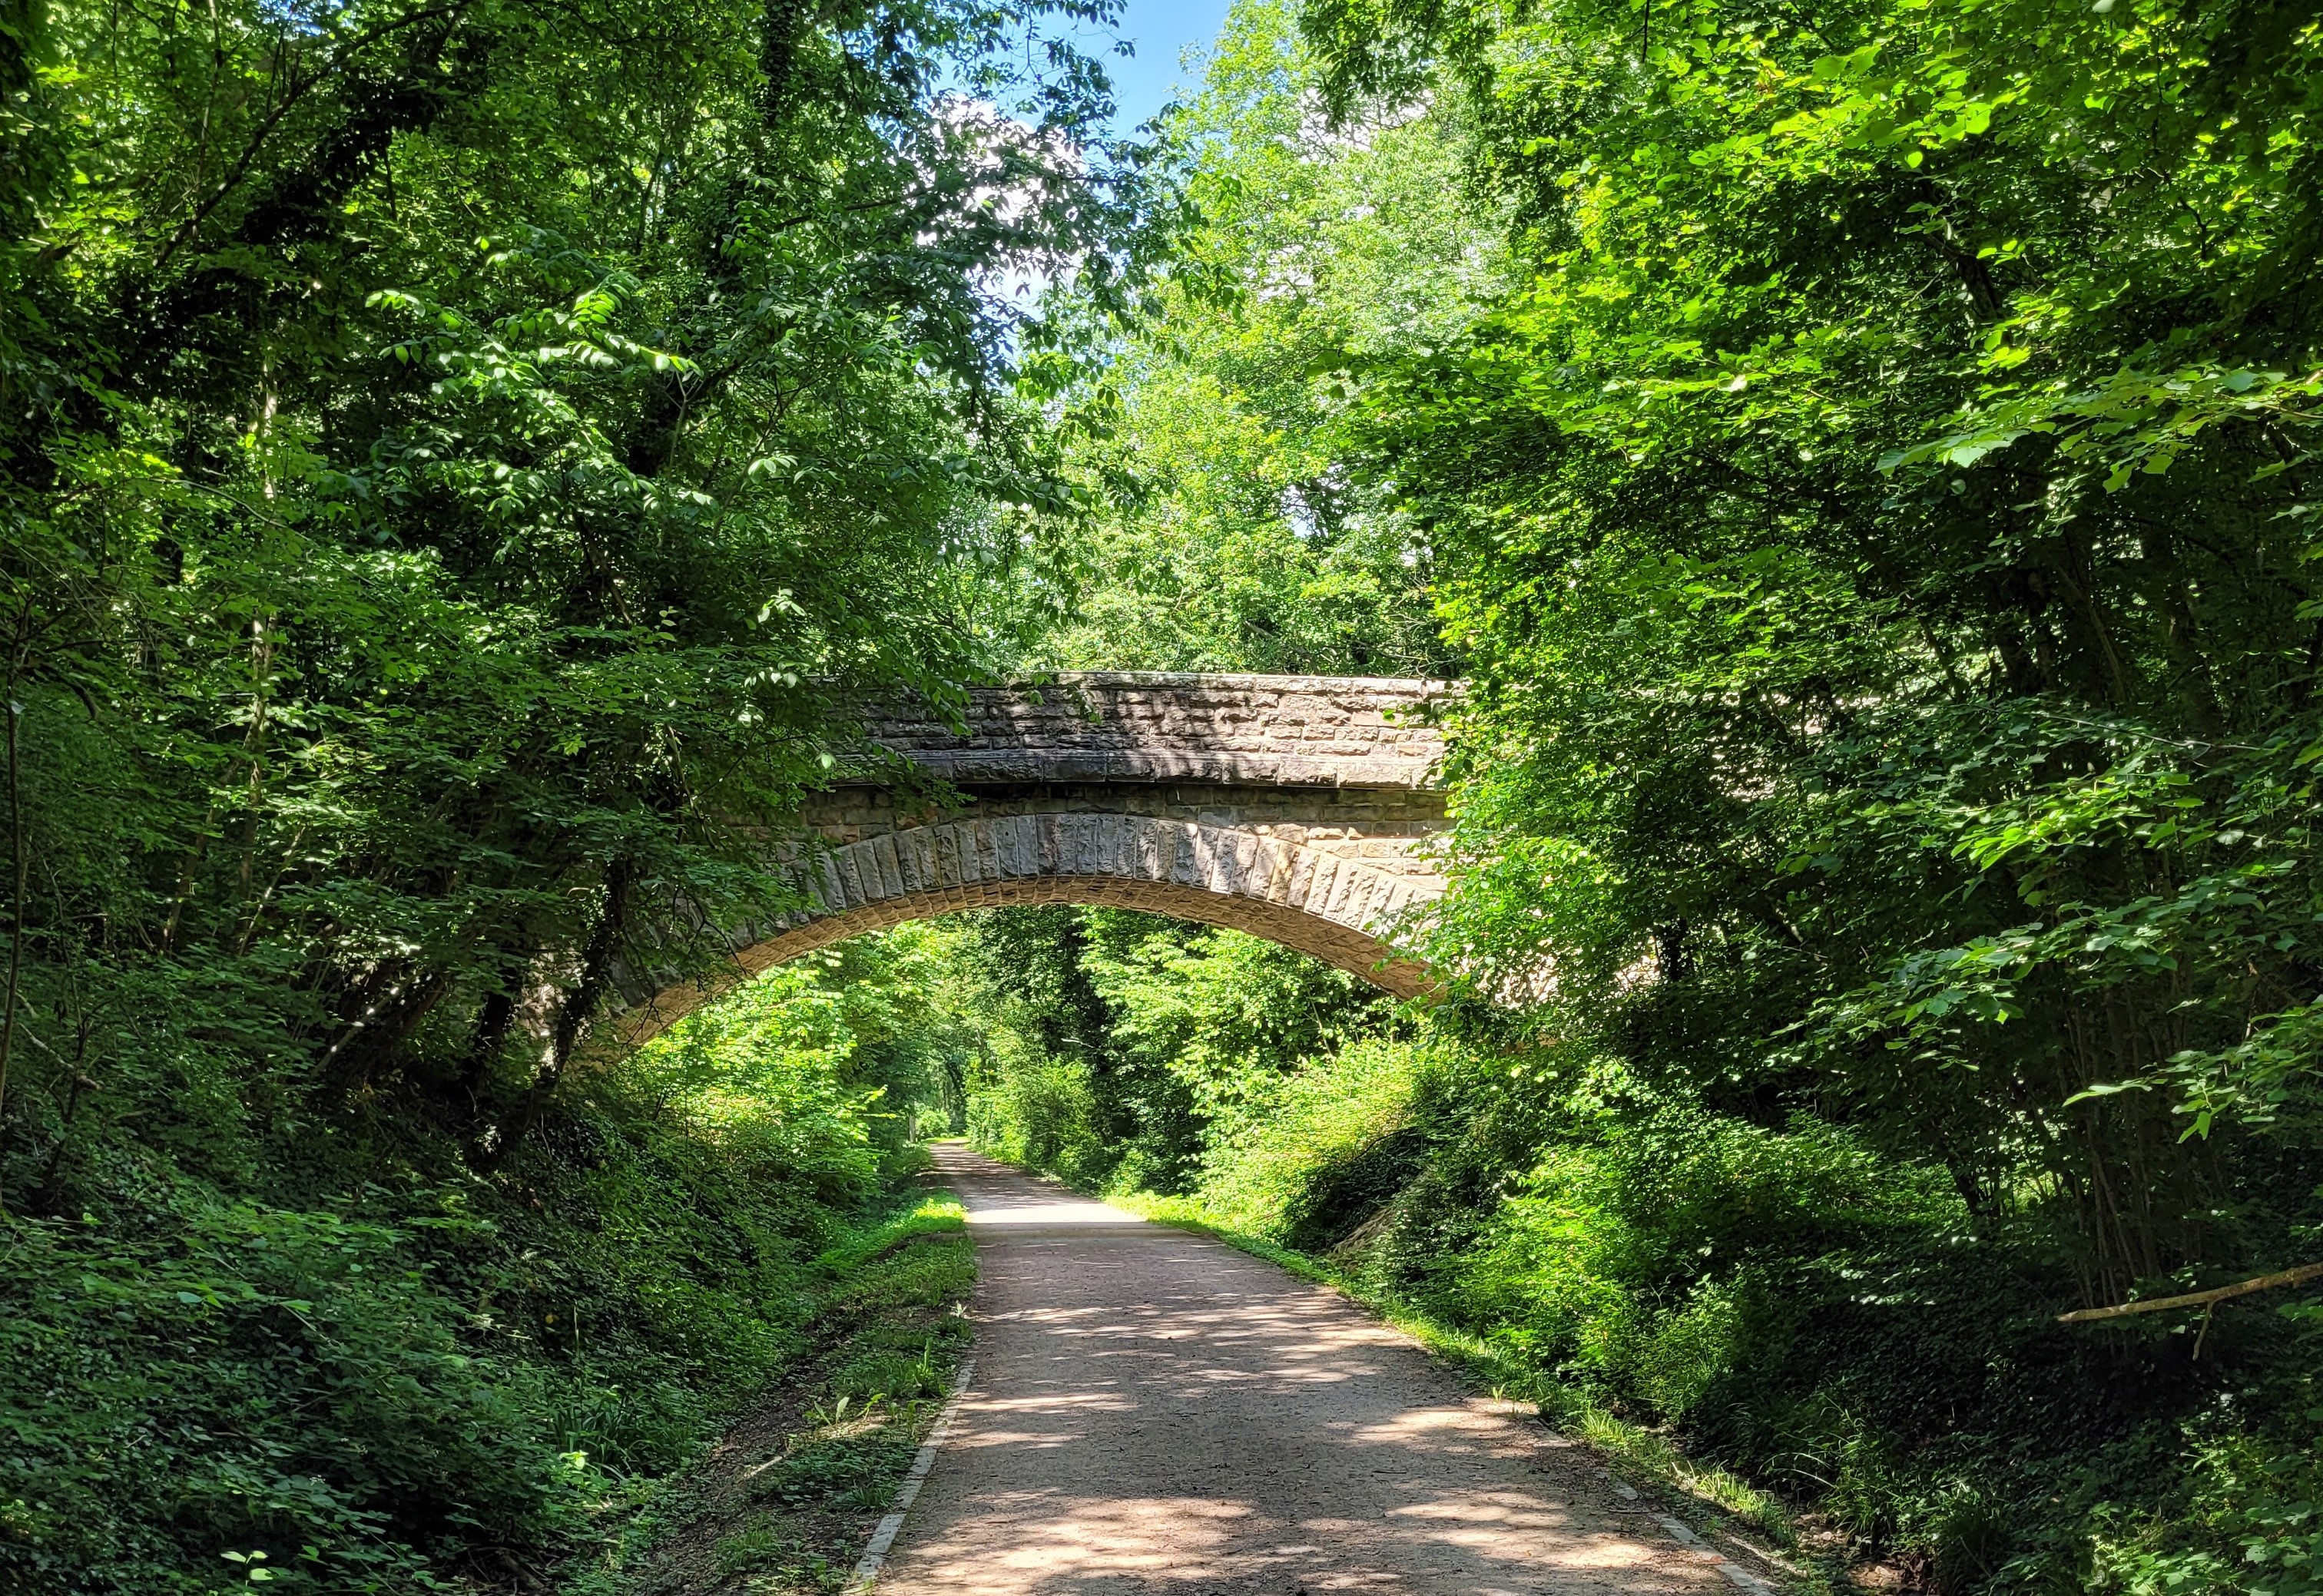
{"left": 487, "top": 860, "right": 630, "bottom": 1169}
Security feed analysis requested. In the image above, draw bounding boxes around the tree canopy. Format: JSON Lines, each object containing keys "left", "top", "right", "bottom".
{"left": 2, "top": 0, "right": 1162, "bottom": 1168}
{"left": 5, "top": 0, "right": 2322, "bottom": 1586}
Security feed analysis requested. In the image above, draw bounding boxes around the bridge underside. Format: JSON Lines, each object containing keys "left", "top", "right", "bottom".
{"left": 731, "top": 874, "right": 1421, "bottom": 995}
{"left": 607, "top": 809, "right": 1440, "bottom": 1051}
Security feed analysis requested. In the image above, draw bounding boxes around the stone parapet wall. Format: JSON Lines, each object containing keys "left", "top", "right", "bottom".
{"left": 849, "top": 671, "right": 1452, "bottom": 790}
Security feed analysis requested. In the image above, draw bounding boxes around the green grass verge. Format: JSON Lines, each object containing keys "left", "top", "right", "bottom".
{"left": 565, "top": 1190, "right": 976, "bottom": 1596}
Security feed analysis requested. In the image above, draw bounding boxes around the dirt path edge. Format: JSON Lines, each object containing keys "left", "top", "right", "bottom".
{"left": 844, "top": 1356, "right": 977, "bottom": 1596}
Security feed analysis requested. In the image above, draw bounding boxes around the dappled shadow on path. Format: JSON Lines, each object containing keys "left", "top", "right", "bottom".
{"left": 879, "top": 1147, "right": 1729, "bottom": 1596}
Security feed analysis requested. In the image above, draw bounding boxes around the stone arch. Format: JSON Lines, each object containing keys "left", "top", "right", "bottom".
{"left": 592, "top": 672, "right": 1457, "bottom": 1054}
{"left": 604, "top": 812, "right": 1435, "bottom": 1052}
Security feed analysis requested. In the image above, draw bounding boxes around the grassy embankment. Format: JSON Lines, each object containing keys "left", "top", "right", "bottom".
{"left": 0, "top": 954, "right": 975, "bottom": 1595}
{"left": 582, "top": 1192, "right": 976, "bottom": 1596}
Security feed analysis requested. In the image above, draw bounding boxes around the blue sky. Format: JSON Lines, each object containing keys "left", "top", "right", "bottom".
{"left": 1095, "top": 0, "right": 1236, "bottom": 137}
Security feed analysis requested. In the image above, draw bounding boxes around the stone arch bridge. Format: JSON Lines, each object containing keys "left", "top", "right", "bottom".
{"left": 607, "top": 673, "right": 1454, "bottom": 1049}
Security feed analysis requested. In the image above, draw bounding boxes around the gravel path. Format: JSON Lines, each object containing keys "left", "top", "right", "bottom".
{"left": 875, "top": 1146, "right": 1741, "bottom": 1596}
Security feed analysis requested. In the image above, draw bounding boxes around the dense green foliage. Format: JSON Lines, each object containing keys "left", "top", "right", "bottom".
{"left": 1017, "top": 2, "right": 1464, "bottom": 677}
{"left": 8, "top": 0, "right": 2323, "bottom": 1585}
{"left": 1, "top": 0, "right": 1143, "bottom": 1195}
{"left": 966, "top": 0, "right": 2323, "bottom": 1587}
{"left": 2, "top": 930, "right": 963, "bottom": 1590}
{"left": 0, "top": 0, "right": 1138, "bottom": 1583}
{"left": 962, "top": 906, "right": 1393, "bottom": 1192}
{"left": 1327, "top": 0, "right": 2323, "bottom": 1300}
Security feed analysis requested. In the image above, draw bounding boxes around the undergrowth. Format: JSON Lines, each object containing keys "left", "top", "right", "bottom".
{"left": 0, "top": 947, "right": 961, "bottom": 1595}
{"left": 569, "top": 1193, "right": 977, "bottom": 1596}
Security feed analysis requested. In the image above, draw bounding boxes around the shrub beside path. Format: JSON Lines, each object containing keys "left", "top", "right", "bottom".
{"left": 873, "top": 1146, "right": 1742, "bottom": 1596}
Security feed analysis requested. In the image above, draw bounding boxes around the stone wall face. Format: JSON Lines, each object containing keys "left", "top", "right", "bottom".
{"left": 604, "top": 674, "right": 1456, "bottom": 1051}
{"left": 848, "top": 671, "right": 1450, "bottom": 789}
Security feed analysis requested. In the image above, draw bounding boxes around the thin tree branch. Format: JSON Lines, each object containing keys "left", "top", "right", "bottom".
{"left": 154, "top": 2, "right": 467, "bottom": 270}
{"left": 2058, "top": 1260, "right": 2323, "bottom": 1323}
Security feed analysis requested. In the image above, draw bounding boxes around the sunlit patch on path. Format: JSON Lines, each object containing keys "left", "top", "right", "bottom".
{"left": 874, "top": 1147, "right": 1735, "bottom": 1596}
